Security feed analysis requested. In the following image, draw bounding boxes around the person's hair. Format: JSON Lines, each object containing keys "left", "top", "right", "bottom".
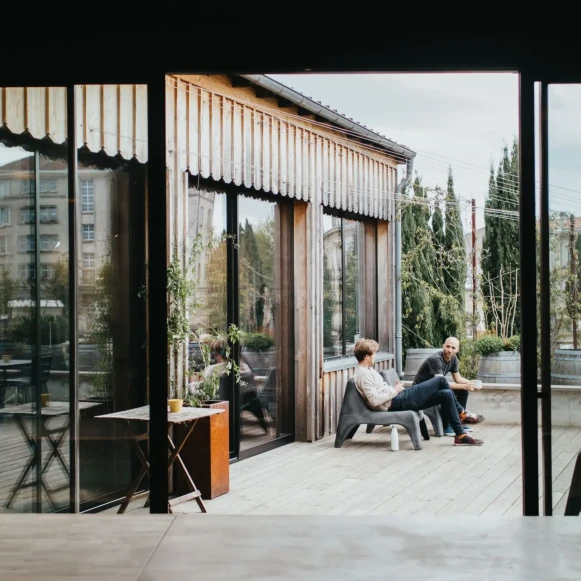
{"left": 211, "top": 338, "right": 228, "bottom": 357}
{"left": 354, "top": 338, "right": 379, "bottom": 362}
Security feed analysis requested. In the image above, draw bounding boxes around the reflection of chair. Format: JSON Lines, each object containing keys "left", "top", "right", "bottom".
{"left": 218, "top": 371, "right": 269, "bottom": 434}
{"left": 564, "top": 449, "right": 581, "bottom": 516}
{"left": 239, "top": 371, "right": 268, "bottom": 434}
{"left": 259, "top": 367, "right": 276, "bottom": 422}
{"left": 7, "top": 355, "right": 53, "bottom": 404}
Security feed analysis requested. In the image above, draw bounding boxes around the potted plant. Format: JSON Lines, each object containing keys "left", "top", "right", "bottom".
{"left": 474, "top": 334, "right": 521, "bottom": 384}
{"left": 240, "top": 331, "right": 275, "bottom": 375}
{"left": 166, "top": 233, "right": 240, "bottom": 500}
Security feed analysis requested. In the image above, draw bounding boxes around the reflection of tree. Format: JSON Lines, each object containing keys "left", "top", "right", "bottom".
{"left": 0, "top": 267, "right": 15, "bottom": 340}
{"left": 239, "top": 218, "right": 274, "bottom": 332}
{"left": 323, "top": 251, "right": 334, "bottom": 348}
{"left": 88, "top": 243, "right": 113, "bottom": 401}
{"left": 343, "top": 235, "right": 359, "bottom": 345}
{"left": 203, "top": 234, "right": 227, "bottom": 331}
{"left": 42, "top": 259, "right": 68, "bottom": 317}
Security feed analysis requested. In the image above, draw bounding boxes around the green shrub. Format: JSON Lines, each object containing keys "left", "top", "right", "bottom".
{"left": 474, "top": 334, "right": 520, "bottom": 356}
{"left": 506, "top": 334, "right": 520, "bottom": 352}
{"left": 241, "top": 332, "right": 274, "bottom": 351}
{"left": 458, "top": 339, "right": 479, "bottom": 380}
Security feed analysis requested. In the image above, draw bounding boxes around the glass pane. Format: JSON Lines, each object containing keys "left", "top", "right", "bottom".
{"left": 323, "top": 214, "right": 343, "bottom": 357}
{"left": 0, "top": 139, "right": 70, "bottom": 513}
{"left": 343, "top": 218, "right": 365, "bottom": 355}
{"left": 238, "top": 195, "right": 292, "bottom": 451}
{"left": 548, "top": 84, "right": 581, "bottom": 515}
{"left": 77, "top": 102, "right": 147, "bottom": 509}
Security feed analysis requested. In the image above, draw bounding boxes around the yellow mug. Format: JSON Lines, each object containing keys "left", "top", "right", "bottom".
{"left": 2, "top": 354, "right": 11, "bottom": 363}
{"left": 40, "top": 393, "right": 49, "bottom": 407}
{"left": 168, "top": 399, "right": 183, "bottom": 413}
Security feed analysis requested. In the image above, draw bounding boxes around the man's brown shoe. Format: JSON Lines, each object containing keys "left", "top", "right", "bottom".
{"left": 454, "top": 434, "right": 484, "bottom": 446}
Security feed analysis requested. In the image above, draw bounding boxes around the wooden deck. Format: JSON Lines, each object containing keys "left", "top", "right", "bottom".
{"left": 2, "top": 417, "right": 579, "bottom": 516}
{"left": 173, "top": 423, "right": 580, "bottom": 517}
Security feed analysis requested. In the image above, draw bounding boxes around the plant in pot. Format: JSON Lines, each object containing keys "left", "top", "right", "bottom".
{"left": 167, "top": 232, "right": 241, "bottom": 409}
{"left": 474, "top": 334, "right": 521, "bottom": 384}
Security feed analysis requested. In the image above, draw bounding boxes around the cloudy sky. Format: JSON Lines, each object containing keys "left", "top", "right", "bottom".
{"left": 270, "top": 73, "right": 581, "bottom": 231}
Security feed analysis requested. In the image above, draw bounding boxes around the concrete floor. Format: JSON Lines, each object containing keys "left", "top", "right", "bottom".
{"left": 1, "top": 514, "right": 580, "bottom": 580}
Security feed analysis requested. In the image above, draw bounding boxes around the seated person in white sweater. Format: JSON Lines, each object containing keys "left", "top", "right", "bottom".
{"left": 352, "top": 338, "right": 483, "bottom": 446}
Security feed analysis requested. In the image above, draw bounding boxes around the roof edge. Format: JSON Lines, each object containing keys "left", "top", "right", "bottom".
{"left": 239, "top": 74, "right": 416, "bottom": 161}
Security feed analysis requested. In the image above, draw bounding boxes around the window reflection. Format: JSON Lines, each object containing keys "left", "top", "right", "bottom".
{"left": 323, "top": 214, "right": 343, "bottom": 357}
{"left": 323, "top": 214, "right": 375, "bottom": 358}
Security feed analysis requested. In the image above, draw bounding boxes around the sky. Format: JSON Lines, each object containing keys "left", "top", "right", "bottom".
{"left": 269, "top": 73, "right": 581, "bottom": 232}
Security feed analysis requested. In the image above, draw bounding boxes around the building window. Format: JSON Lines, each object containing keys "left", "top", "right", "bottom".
{"left": 82, "top": 224, "right": 95, "bottom": 241}
{"left": 81, "top": 179, "right": 94, "bottom": 212}
{"left": 83, "top": 252, "right": 95, "bottom": 269}
{"left": 18, "top": 263, "right": 35, "bottom": 280}
{"left": 323, "top": 213, "right": 375, "bottom": 358}
{"left": 40, "top": 235, "right": 59, "bottom": 251}
{"left": 21, "top": 180, "right": 34, "bottom": 195}
{"left": 0, "top": 236, "right": 11, "bottom": 255}
{"left": 40, "top": 179, "right": 57, "bottom": 193}
{"left": 0, "top": 207, "right": 11, "bottom": 226}
{"left": 19, "top": 235, "right": 35, "bottom": 252}
{"left": 40, "top": 264, "right": 56, "bottom": 280}
{"left": 20, "top": 207, "right": 34, "bottom": 224}
{"left": 40, "top": 206, "right": 58, "bottom": 222}
{"left": 0, "top": 181, "right": 9, "bottom": 198}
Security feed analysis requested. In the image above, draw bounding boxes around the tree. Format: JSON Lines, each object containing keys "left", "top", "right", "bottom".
{"left": 401, "top": 175, "right": 439, "bottom": 353}
{"left": 481, "top": 138, "right": 520, "bottom": 336}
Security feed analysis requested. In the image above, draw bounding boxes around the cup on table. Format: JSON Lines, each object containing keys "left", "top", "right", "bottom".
{"left": 168, "top": 399, "right": 183, "bottom": 413}
{"left": 473, "top": 380, "right": 482, "bottom": 389}
{"left": 2, "top": 354, "right": 11, "bottom": 363}
{"left": 40, "top": 393, "right": 50, "bottom": 407}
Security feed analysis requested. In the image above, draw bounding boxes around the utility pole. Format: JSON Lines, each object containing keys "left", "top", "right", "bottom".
{"left": 570, "top": 214, "right": 578, "bottom": 349}
{"left": 472, "top": 199, "right": 477, "bottom": 341}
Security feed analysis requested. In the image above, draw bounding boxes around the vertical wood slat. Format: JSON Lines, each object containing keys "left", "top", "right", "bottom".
{"left": 377, "top": 220, "right": 390, "bottom": 351}
{"left": 279, "top": 121, "right": 287, "bottom": 196}
{"left": 210, "top": 92, "right": 221, "bottom": 180}
{"left": 232, "top": 101, "right": 242, "bottom": 185}
{"left": 175, "top": 80, "right": 188, "bottom": 173}
{"left": 200, "top": 90, "right": 211, "bottom": 179}
{"left": 222, "top": 98, "right": 233, "bottom": 185}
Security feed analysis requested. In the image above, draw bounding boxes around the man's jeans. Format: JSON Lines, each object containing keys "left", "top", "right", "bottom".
{"left": 442, "top": 389, "right": 468, "bottom": 431}
{"left": 389, "top": 376, "right": 465, "bottom": 436}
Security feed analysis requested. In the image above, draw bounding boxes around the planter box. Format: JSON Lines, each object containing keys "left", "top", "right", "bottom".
{"left": 174, "top": 400, "right": 229, "bottom": 500}
{"left": 241, "top": 348, "right": 276, "bottom": 374}
{"left": 477, "top": 351, "right": 521, "bottom": 384}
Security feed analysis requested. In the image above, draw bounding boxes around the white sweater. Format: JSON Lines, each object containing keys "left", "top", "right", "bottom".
{"left": 353, "top": 365, "right": 400, "bottom": 411}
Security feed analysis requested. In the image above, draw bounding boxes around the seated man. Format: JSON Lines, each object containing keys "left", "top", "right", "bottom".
{"left": 413, "top": 337, "right": 484, "bottom": 436}
{"left": 204, "top": 338, "right": 251, "bottom": 379}
{"left": 353, "top": 338, "right": 483, "bottom": 446}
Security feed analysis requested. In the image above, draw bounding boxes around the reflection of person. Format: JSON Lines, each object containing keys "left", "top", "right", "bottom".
{"left": 412, "top": 337, "right": 485, "bottom": 436}
{"left": 203, "top": 338, "right": 250, "bottom": 378}
{"left": 353, "top": 338, "right": 484, "bottom": 446}
{"left": 255, "top": 284, "right": 272, "bottom": 333}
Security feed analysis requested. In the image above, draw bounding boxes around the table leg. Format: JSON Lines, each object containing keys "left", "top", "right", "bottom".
{"left": 117, "top": 421, "right": 150, "bottom": 514}
{"left": 42, "top": 418, "right": 70, "bottom": 480}
{"left": 167, "top": 420, "right": 207, "bottom": 513}
{"left": 4, "top": 415, "right": 36, "bottom": 508}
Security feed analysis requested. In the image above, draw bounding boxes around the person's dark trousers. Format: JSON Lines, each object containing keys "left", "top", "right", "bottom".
{"left": 390, "top": 376, "right": 465, "bottom": 436}
{"left": 441, "top": 389, "right": 468, "bottom": 431}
